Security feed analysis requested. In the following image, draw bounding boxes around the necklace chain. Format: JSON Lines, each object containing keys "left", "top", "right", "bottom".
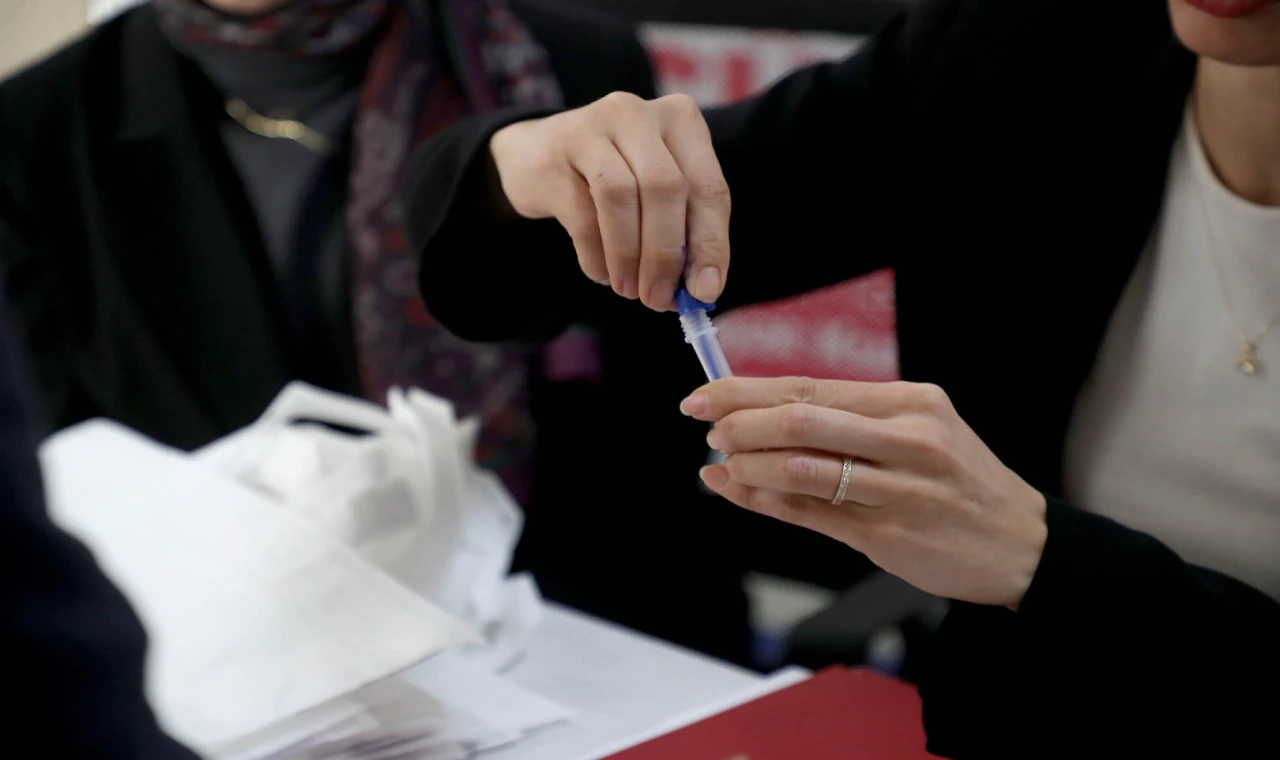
{"left": 1196, "top": 167, "right": 1280, "bottom": 376}
{"left": 225, "top": 98, "right": 338, "bottom": 156}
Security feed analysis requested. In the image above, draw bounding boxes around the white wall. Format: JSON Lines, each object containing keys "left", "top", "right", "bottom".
{"left": 0, "top": 0, "right": 89, "bottom": 79}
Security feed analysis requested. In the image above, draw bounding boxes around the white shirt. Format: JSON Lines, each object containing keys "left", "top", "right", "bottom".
{"left": 1063, "top": 108, "right": 1280, "bottom": 598}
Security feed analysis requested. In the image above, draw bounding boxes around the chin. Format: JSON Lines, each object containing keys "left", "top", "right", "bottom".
{"left": 1169, "top": 0, "right": 1280, "bottom": 65}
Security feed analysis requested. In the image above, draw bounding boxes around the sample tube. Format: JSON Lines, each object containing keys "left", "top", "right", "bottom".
{"left": 676, "top": 288, "right": 733, "bottom": 381}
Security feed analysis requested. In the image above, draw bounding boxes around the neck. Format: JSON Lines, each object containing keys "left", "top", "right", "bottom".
{"left": 1194, "top": 59, "right": 1280, "bottom": 207}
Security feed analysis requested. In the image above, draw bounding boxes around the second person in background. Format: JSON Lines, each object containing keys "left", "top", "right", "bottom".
{"left": 0, "top": 0, "right": 752, "bottom": 664}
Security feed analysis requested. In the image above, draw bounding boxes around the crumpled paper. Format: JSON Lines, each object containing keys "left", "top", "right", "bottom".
{"left": 194, "top": 382, "right": 540, "bottom": 673}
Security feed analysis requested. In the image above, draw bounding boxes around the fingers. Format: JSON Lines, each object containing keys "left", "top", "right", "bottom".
{"left": 657, "top": 94, "right": 730, "bottom": 303}
{"left": 569, "top": 135, "right": 642, "bottom": 299}
{"left": 610, "top": 116, "right": 688, "bottom": 310}
{"left": 700, "top": 465, "right": 826, "bottom": 531}
{"left": 560, "top": 92, "right": 729, "bottom": 310}
{"left": 699, "top": 465, "right": 871, "bottom": 540}
{"left": 555, "top": 172, "right": 609, "bottom": 285}
{"left": 705, "top": 404, "right": 904, "bottom": 462}
{"left": 722, "top": 450, "right": 894, "bottom": 506}
{"left": 569, "top": 95, "right": 684, "bottom": 307}
{"left": 681, "top": 377, "right": 946, "bottom": 422}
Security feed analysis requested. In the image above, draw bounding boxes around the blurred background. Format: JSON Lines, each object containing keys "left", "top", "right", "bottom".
{"left": 0, "top": 0, "right": 920, "bottom": 675}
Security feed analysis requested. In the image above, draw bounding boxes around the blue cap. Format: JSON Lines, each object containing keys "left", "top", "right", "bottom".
{"left": 676, "top": 286, "right": 716, "bottom": 316}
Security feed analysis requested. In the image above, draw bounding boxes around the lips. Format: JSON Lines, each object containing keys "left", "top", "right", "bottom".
{"left": 1186, "top": 0, "right": 1273, "bottom": 18}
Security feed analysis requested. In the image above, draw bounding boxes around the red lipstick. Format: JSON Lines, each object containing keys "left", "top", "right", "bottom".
{"left": 1185, "top": 0, "right": 1272, "bottom": 19}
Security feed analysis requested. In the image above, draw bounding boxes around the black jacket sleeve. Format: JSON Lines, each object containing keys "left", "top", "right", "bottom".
{"left": 0, "top": 293, "right": 198, "bottom": 760}
{"left": 405, "top": 0, "right": 669, "bottom": 343}
{"left": 406, "top": 1, "right": 961, "bottom": 343}
{"left": 920, "top": 499, "right": 1280, "bottom": 758}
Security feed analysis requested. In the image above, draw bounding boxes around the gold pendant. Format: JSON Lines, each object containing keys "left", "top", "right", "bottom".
{"left": 1237, "top": 342, "right": 1259, "bottom": 375}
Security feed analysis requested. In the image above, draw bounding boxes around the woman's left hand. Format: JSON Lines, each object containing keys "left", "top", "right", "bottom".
{"left": 683, "top": 377, "right": 1048, "bottom": 609}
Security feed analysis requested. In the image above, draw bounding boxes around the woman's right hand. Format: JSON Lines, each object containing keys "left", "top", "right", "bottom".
{"left": 488, "top": 92, "right": 731, "bottom": 311}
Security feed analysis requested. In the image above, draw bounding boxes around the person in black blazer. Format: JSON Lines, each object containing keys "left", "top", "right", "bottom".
{"left": 405, "top": 0, "right": 1280, "bottom": 754}
{"left": 0, "top": 293, "right": 196, "bottom": 760}
{"left": 0, "top": 0, "right": 753, "bottom": 665}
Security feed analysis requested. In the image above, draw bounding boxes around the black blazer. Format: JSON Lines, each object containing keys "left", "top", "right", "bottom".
{"left": 0, "top": 3, "right": 755, "bottom": 664}
{"left": 0, "top": 0, "right": 656, "bottom": 451}
{"left": 0, "top": 293, "right": 196, "bottom": 760}
{"left": 406, "top": 0, "right": 1280, "bottom": 754}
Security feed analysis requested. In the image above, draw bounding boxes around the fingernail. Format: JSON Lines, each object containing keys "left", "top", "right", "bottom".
{"left": 649, "top": 279, "right": 677, "bottom": 310}
{"left": 694, "top": 267, "right": 721, "bottom": 302}
{"left": 700, "top": 465, "right": 728, "bottom": 490}
{"left": 680, "top": 393, "right": 709, "bottom": 418}
{"left": 706, "top": 428, "right": 724, "bottom": 451}
{"left": 621, "top": 276, "right": 639, "bottom": 300}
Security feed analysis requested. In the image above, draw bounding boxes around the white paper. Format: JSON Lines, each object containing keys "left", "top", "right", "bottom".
{"left": 400, "top": 652, "right": 572, "bottom": 749}
{"left": 253, "top": 677, "right": 490, "bottom": 760}
{"left": 477, "top": 605, "right": 792, "bottom": 760}
{"left": 196, "top": 383, "right": 542, "bottom": 672}
{"left": 219, "top": 699, "right": 368, "bottom": 760}
{"left": 41, "top": 421, "right": 478, "bottom": 753}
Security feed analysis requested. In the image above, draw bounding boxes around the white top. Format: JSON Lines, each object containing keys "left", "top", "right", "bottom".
{"left": 1064, "top": 108, "right": 1280, "bottom": 598}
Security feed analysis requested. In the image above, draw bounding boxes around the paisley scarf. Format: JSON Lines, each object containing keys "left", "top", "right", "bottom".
{"left": 155, "top": 0, "right": 566, "bottom": 504}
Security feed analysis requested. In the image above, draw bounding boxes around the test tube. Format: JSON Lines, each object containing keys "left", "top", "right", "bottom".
{"left": 676, "top": 288, "right": 733, "bottom": 381}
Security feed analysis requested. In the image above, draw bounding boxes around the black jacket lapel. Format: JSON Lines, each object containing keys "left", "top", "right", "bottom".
{"left": 97, "top": 7, "right": 294, "bottom": 445}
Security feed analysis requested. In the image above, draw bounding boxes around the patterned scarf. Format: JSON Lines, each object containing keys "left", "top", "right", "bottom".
{"left": 155, "top": 0, "right": 565, "bottom": 505}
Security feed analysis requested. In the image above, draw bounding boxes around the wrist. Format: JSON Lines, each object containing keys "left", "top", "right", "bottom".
{"left": 489, "top": 119, "right": 548, "bottom": 220}
{"left": 1004, "top": 487, "right": 1048, "bottom": 612}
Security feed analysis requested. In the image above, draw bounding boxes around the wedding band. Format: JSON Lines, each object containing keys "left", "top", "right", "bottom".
{"left": 832, "top": 457, "right": 854, "bottom": 506}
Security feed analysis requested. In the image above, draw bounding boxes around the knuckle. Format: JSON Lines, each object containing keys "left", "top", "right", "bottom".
{"left": 713, "top": 415, "right": 738, "bottom": 443}
{"left": 911, "top": 382, "right": 953, "bottom": 413}
{"left": 880, "top": 423, "right": 917, "bottom": 451}
{"left": 713, "top": 377, "right": 746, "bottom": 404}
{"left": 724, "top": 453, "right": 747, "bottom": 480}
{"left": 782, "top": 455, "right": 820, "bottom": 491}
{"left": 652, "top": 243, "right": 687, "bottom": 266}
{"left": 779, "top": 403, "right": 816, "bottom": 441}
{"left": 911, "top": 478, "right": 952, "bottom": 508}
{"left": 902, "top": 420, "right": 955, "bottom": 468}
{"left": 884, "top": 381, "right": 919, "bottom": 407}
{"left": 777, "top": 494, "right": 820, "bottom": 530}
{"left": 563, "top": 213, "right": 601, "bottom": 243}
{"left": 637, "top": 169, "right": 688, "bottom": 201}
{"left": 599, "top": 90, "right": 645, "bottom": 114}
{"left": 778, "top": 376, "right": 818, "bottom": 405}
{"left": 746, "top": 486, "right": 775, "bottom": 515}
{"left": 688, "top": 175, "right": 731, "bottom": 205}
{"left": 688, "top": 227, "right": 729, "bottom": 256}
{"left": 658, "top": 92, "right": 701, "bottom": 119}
{"left": 868, "top": 518, "right": 909, "bottom": 547}
{"left": 594, "top": 174, "right": 639, "bottom": 207}
{"left": 560, "top": 113, "right": 599, "bottom": 150}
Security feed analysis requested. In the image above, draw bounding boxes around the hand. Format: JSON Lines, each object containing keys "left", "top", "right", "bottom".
{"left": 683, "top": 377, "right": 1048, "bottom": 609}
{"left": 488, "top": 92, "right": 731, "bottom": 311}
